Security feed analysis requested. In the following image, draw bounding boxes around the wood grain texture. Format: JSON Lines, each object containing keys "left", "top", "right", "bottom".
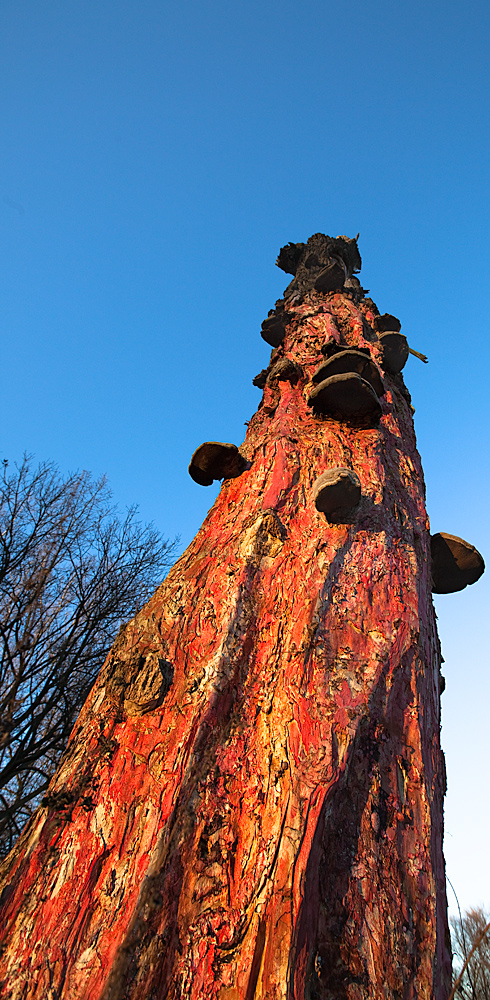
{"left": 0, "top": 288, "right": 451, "bottom": 1000}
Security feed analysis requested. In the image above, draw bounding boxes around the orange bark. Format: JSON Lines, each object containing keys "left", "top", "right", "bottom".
{"left": 0, "top": 257, "right": 451, "bottom": 999}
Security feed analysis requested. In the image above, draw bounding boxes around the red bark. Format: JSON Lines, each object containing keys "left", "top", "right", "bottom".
{"left": 0, "top": 240, "right": 452, "bottom": 999}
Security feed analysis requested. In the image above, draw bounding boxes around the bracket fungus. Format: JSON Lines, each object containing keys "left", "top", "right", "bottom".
{"left": 312, "top": 349, "right": 384, "bottom": 397}
{"left": 253, "top": 357, "right": 302, "bottom": 389}
{"left": 379, "top": 331, "right": 410, "bottom": 374}
{"left": 252, "top": 367, "right": 269, "bottom": 389}
{"left": 261, "top": 313, "right": 287, "bottom": 347}
{"left": 267, "top": 356, "right": 302, "bottom": 384}
{"left": 431, "top": 532, "right": 485, "bottom": 593}
{"left": 374, "top": 313, "right": 402, "bottom": 333}
{"left": 308, "top": 372, "right": 382, "bottom": 425}
{"left": 312, "top": 467, "right": 361, "bottom": 515}
{"left": 188, "top": 442, "right": 246, "bottom": 486}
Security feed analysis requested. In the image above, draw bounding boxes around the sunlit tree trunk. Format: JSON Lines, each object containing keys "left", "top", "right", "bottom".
{"left": 0, "top": 243, "right": 451, "bottom": 999}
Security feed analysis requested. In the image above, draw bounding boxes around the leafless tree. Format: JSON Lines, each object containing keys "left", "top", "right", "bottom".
{"left": 451, "top": 906, "right": 490, "bottom": 1000}
{"left": 0, "top": 455, "right": 176, "bottom": 857}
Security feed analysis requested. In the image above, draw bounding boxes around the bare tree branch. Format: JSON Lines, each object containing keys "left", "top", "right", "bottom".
{"left": 0, "top": 455, "right": 176, "bottom": 856}
{"left": 451, "top": 907, "right": 490, "bottom": 1000}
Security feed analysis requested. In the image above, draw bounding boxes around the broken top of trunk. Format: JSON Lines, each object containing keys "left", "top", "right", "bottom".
{"left": 275, "top": 232, "right": 361, "bottom": 304}
{"left": 276, "top": 232, "right": 361, "bottom": 276}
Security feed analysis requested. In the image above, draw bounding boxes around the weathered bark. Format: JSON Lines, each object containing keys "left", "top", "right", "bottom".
{"left": 0, "top": 238, "right": 451, "bottom": 999}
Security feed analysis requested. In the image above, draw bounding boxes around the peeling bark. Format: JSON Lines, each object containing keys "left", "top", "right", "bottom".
{"left": 0, "top": 263, "right": 451, "bottom": 999}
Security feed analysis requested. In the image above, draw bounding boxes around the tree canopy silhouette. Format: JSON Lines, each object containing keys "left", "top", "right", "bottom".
{"left": 0, "top": 455, "right": 175, "bottom": 856}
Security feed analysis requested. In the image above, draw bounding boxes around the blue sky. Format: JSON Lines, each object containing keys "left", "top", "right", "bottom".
{"left": 1, "top": 0, "right": 489, "bottom": 915}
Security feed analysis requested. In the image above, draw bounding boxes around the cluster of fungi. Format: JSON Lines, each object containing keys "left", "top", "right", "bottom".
{"left": 190, "top": 233, "right": 484, "bottom": 596}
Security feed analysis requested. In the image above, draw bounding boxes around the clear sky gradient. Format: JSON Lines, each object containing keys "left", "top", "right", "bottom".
{"left": 1, "top": 0, "right": 489, "bottom": 915}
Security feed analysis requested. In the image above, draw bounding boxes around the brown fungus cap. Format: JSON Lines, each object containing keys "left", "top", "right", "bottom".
{"left": 374, "top": 313, "right": 402, "bottom": 333}
{"left": 189, "top": 442, "right": 246, "bottom": 486}
{"left": 312, "top": 350, "right": 384, "bottom": 397}
{"left": 379, "top": 332, "right": 410, "bottom": 374}
{"left": 312, "top": 467, "right": 361, "bottom": 515}
{"left": 431, "top": 532, "right": 485, "bottom": 593}
{"left": 308, "top": 372, "right": 382, "bottom": 426}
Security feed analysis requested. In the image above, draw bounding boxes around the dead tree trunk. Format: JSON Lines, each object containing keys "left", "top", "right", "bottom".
{"left": 0, "top": 235, "right": 457, "bottom": 1000}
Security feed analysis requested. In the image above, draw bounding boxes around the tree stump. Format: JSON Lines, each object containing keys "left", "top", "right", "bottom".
{"left": 0, "top": 235, "right": 453, "bottom": 1000}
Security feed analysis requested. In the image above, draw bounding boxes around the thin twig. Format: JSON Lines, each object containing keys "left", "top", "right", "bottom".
{"left": 408, "top": 347, "right": 428, "bottom": 363}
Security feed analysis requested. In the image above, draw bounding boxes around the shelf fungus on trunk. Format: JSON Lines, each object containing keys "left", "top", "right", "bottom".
{"left": 261, "top": 300, "right": 293, "bottom": 348}
{"left": 372, "top": 313, "right": 409, "bottom": 374}
{"left": 312, "top": 350, "right": 384, "bottom": 397}
{"left": 374, "top": 312, "right": 402, "bottom": 334}
{"left": 312, "top": 467, "right": 361, "bottom": 516}
{"left": 188, "top": 441, "right": 246, "bottom": 486}
{"left": 308, "top": 371, "right": 383, "bottom": 425}
{"left": 379, "top": 331, "right": 410, "bottom": 374}
{"left": 261, "top": 313, "right": 287, "bottom": 348}
{"left": 431, "top": 532, "right": 485, "bottom": 593}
